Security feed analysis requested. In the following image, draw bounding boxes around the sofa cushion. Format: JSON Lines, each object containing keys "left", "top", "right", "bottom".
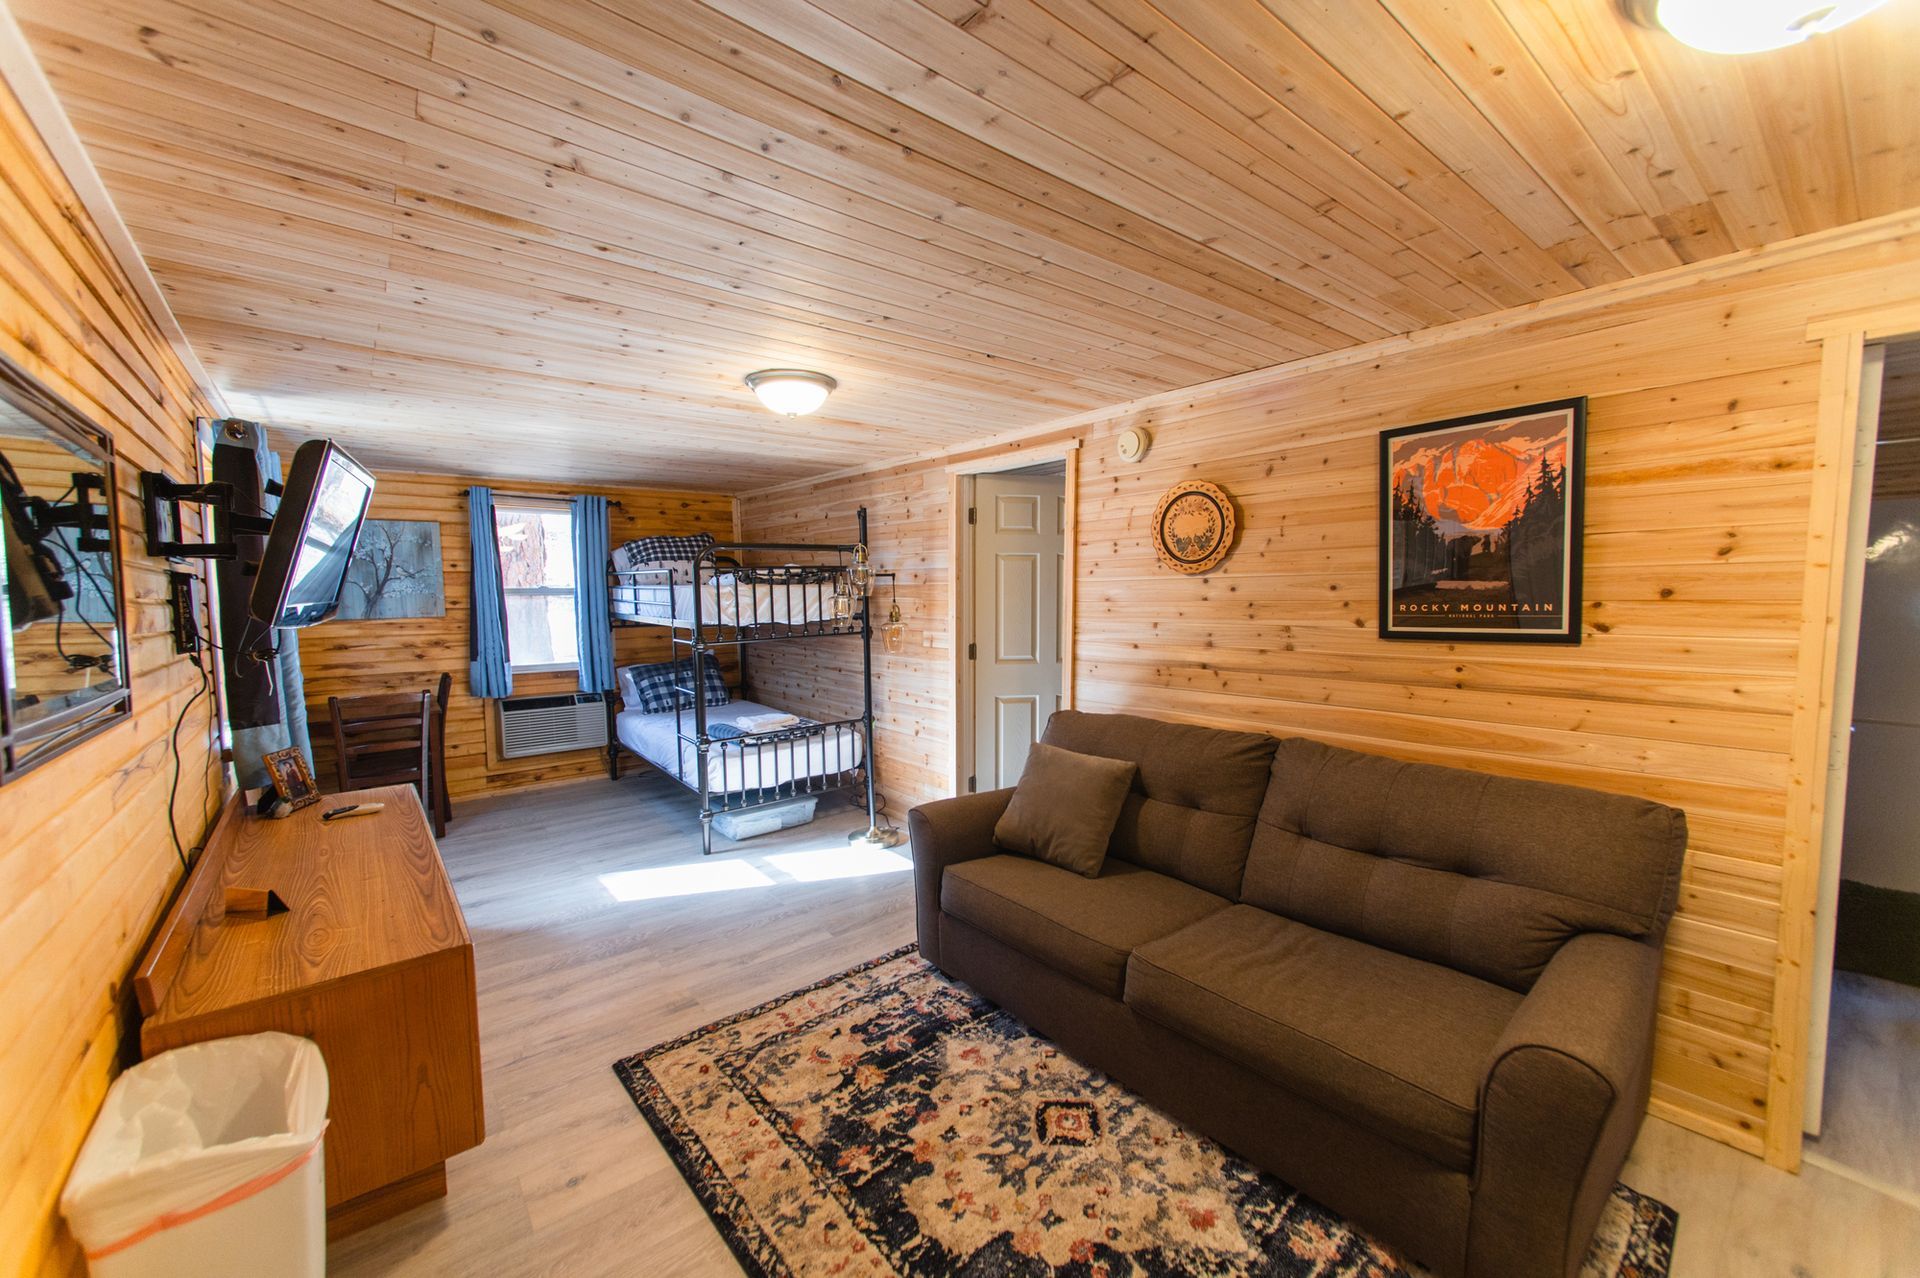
{"left": 941, "top": 855, "right": 1230, "bottom": 998}
{"left": 993, "top": 741, "right": 1138, "bottom": 877}
{"left": 1126, "top": 905, "right": 1522, "bottom": 1171}
{"left": 1241, "top": 738, "right": 1687, "bottom": 992}
{"left": 1040, "top": 710, "right": 1278, "bottom": 898}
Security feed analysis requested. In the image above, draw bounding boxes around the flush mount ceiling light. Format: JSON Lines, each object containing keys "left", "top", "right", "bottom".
{"left": 745, "top": 369, "right": 837, "bottom": 417}
{"left": 1623, "top": 0, "right": 1887, "bottom": 54}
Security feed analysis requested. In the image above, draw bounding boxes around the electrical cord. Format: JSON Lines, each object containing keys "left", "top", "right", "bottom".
{"left": 166, "top": 649, "right": 211, "bottom": 872}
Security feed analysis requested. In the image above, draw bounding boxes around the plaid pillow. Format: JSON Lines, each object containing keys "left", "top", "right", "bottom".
{"left": 619, "top": 659, "right": 730, "bottom": 713}
{"left": 616, "top": 533, "right": 715, "bottom": 578}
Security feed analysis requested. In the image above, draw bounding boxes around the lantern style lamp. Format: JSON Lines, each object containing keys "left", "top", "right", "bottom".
{"left": 878, "top": 574, "right": 907, "bottom": 654}
{"left": 849, "top": 543, "right": 874, "bottom": 596}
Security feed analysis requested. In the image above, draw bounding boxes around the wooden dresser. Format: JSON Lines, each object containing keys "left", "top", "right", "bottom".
{"left": 135, "top": 785, "right": 484, "bottom": 1236}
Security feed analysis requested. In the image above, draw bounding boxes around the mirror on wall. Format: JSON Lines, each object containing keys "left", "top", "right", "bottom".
{"left": 0, "top": 353, "right": 131, "bottom": 780}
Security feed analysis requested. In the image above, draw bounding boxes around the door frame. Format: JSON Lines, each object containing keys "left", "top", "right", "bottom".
{"left": 1803, "top": 342, "right": 1885, "bottom": 1140}
{"left": 948, "top": 441, "right": 1080, "bottom": 795}
{"left": 1772, "top": 306, "right": 1920, "bottom": 1170}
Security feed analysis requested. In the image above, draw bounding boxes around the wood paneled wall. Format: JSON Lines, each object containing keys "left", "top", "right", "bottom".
{"left": 0, "top": 77, "right": 224, "bottom": 1278}
{"left": 295, "top": 471, "right": 733, "bottom": 798}
{"left": 742, "top": 215, "right": 1920, "bottom": 1163}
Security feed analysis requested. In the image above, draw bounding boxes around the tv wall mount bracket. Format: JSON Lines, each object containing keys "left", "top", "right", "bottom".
{"left": 139, "top": 471, "right": 278, "bottom": 561}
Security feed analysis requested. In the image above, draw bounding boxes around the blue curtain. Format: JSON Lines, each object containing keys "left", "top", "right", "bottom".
{"left": 572, "top": 494, "right": 615, "bottom": 694}
{"left": 468, "top": 486, "right": 513, "bottom": 699}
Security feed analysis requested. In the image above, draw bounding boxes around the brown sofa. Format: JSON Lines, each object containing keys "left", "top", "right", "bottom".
{"left": 909, "top": 710, "right": 1686, "bottom": 1278}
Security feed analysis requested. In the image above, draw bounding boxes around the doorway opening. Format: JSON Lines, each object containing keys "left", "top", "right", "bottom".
{"left": 952, "top": 450, "right": 1076, "bottom": 795}
{"left": 1805, "top": 337, "right": 1920, "bottom": 1198}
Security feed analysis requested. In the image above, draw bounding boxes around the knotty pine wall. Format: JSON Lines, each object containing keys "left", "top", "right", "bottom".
{"left": 0, "top": 83, "right": 224, "bottom": 1276}
{"left": 294, "top": 470, "right": 734, "bottom": 798}
{"left": 743, "top": 218, "right": 1920, "bottom": 1162}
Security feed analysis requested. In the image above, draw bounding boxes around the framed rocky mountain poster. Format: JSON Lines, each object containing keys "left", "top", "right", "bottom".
{"left": 1379, "top": 398, "right": 1585, "bottom": 644}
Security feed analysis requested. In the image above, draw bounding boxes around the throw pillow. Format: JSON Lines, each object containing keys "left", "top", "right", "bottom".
{"left": 619, "top": 659, "right": 731, "bottom": 713}
{"left": 993, "top": 741, "right": 1137, "bottom": 877}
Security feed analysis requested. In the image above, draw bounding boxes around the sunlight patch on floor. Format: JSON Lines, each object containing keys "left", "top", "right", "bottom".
{"left": 597, "top": 836, "right": 911, "bottom": 901}
{"left": 599, "top": 860, "right": 775, "bottom": 902}
{"left": 764, "top": 845, "right": 912, "bottom": 881}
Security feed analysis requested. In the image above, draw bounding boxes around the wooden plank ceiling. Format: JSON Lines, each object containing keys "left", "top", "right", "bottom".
{"left": 17, "top": 0, "right": 1920, "bottom": 490}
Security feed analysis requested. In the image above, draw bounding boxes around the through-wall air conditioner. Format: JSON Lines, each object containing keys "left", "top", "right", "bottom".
{"left": 496, "top": 692, "right": 607, "bottom": 758}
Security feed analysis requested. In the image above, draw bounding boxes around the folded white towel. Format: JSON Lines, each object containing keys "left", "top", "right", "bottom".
{"left": 736, "top": 712, "right": 799, "bottom": 731}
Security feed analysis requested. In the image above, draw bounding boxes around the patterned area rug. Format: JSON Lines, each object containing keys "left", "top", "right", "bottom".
{"left": 613, "top": 946, "right": 1676, "bottom": 1277}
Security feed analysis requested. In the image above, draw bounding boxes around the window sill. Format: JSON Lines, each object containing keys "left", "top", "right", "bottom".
{"left": 510, "top": 663, "right": 580, "bottom": 675}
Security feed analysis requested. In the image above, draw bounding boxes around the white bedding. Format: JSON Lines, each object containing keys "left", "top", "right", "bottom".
{"left": 616, "top": 699, "right": 864, "bottom": 792}
{"left": 610, "top": 577, "right": 837, "bottom": 629}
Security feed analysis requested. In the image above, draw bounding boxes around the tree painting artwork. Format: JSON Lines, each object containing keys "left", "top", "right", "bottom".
{"left": 1379, "top": 398, "right": 1585, "bottom": 644}
{"left": 338, "top": 519, "right": 445, "bottom": 620}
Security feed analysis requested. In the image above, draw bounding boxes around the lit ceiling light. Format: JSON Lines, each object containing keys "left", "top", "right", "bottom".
{"left": 745, "top": 369, "right": 837, "bottom": 417}
{"left": 1624, "top": 0, "right": 1888, "bottom": 54}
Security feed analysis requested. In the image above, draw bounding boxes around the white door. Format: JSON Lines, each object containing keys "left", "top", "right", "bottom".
{"left": 971, "top": 471, "right": 1065, "bottom": 791}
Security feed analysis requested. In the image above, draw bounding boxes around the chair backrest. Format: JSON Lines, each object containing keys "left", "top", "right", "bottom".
{"left": 1240, "top": 737, "right": 1688, "bottom": 992}
{"left": 1039, "top": 710, "right": 1277, "bottom": 898}
{"left": 328, "top": 692, "right": 433, "bottom": 794}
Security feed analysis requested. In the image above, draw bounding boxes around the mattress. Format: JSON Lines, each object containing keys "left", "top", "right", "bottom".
{"left": 616, "top": 699, "right": 864, "bottom": 793}
{"left": 610, "top": 576, "right": 838, "bottom": 629}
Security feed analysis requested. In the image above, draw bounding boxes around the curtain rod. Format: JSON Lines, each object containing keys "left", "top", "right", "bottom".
{"left": 463, "top": 487, "right": 623, "bottom": 509}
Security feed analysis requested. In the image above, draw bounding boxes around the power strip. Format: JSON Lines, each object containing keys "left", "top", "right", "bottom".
{"left": 167, "top": 569, "right": 204, "bottom": 656}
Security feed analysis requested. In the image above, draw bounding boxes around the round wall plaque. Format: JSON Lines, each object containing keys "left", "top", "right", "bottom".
{"left": 1151, "top": 480, "right": 1236, "bottom": 575}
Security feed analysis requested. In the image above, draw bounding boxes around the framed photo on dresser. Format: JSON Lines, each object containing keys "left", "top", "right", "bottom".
{"left": 1379, "top": 397, "right": 1585, "bottom": 644}
{"left": 263, "top": 746, "right": 322, "bottom": 811}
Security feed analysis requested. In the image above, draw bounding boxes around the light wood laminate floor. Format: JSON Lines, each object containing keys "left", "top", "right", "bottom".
{"left": 330, "top": 777, "right": 1920, "bottom": 1278}
{"left": 1803, "top": 972, "right": 1920, "bottom": 1199}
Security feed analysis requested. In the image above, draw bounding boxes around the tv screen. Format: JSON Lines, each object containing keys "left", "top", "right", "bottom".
{"left": 249, "top": 440, "right": 375, "bottom": 628}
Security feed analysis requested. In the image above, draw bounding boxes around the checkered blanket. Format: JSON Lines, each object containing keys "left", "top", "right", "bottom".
{"left": 619, "top": 658, "right": 731, "bottom": 713}
{"left": 615, "top": 533, "right": 716, "bottom": 580}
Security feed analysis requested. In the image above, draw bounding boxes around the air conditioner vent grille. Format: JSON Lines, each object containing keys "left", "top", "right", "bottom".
{"left": 497, "top": 692, "right": 607, "bottom": 758}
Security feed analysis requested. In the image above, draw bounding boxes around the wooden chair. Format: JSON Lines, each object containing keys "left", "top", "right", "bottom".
{"left": 328, "top": 692, "right": 440, "bottom": 836}
{"left": 431, "top": 672, "right": 453, "bottom": 833}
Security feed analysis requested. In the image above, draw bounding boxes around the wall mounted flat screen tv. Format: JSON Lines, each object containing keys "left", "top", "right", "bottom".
{"left": 248, "top": 439, "right": 375, "bottom": 628}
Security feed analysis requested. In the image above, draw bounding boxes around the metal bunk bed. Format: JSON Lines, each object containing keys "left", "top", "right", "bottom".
{"left": 605, "top": 507, "right": 897, "bottom": 856}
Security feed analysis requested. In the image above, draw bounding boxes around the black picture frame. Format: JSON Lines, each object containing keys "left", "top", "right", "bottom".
{"left": 1378, "top": 397, "right": 1586, "bottom": 644}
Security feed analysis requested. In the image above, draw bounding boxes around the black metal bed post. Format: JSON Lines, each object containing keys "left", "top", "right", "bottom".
{"left": 693, "top": 548, "right": 713, "bottom": 856}
{"left": 857, "top": 506, "right": 880, "bottom": 833}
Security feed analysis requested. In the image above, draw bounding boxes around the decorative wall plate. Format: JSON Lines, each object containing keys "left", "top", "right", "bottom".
{"left": 1151, "top": 480, "right": 1236, "bottom": 575}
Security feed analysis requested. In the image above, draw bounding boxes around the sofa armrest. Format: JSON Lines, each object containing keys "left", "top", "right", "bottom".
{"left": 1467, "top": 932, "right": 1663, "bottom": 1278}
{"left": 907, "top": 789, "right": 1014, "bottom": 968}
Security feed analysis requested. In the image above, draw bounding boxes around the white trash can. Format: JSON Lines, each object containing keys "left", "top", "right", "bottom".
{"left": 60, "top": 1032, "right": 329, "bottom": 1278}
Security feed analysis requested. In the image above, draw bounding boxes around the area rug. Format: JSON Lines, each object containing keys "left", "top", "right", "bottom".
{"left": 613, "top": 946, "right": 1677, "bottom": 1277}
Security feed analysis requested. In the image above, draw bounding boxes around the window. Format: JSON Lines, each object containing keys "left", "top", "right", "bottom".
{"left": 494, "top": 500, "right": 579, "bottom": 672}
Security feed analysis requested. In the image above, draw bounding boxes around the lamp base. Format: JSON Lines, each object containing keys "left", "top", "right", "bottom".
{"left": 847, "top": 824, "right": 906, "bottom": 850}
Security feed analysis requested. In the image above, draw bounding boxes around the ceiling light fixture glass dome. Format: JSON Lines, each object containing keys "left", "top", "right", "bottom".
{"left": 1623, "top": 0, "right": 1887, "bottom": 55}
{"left": 745, "top": 369, "right": 837, "bottom": 417}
